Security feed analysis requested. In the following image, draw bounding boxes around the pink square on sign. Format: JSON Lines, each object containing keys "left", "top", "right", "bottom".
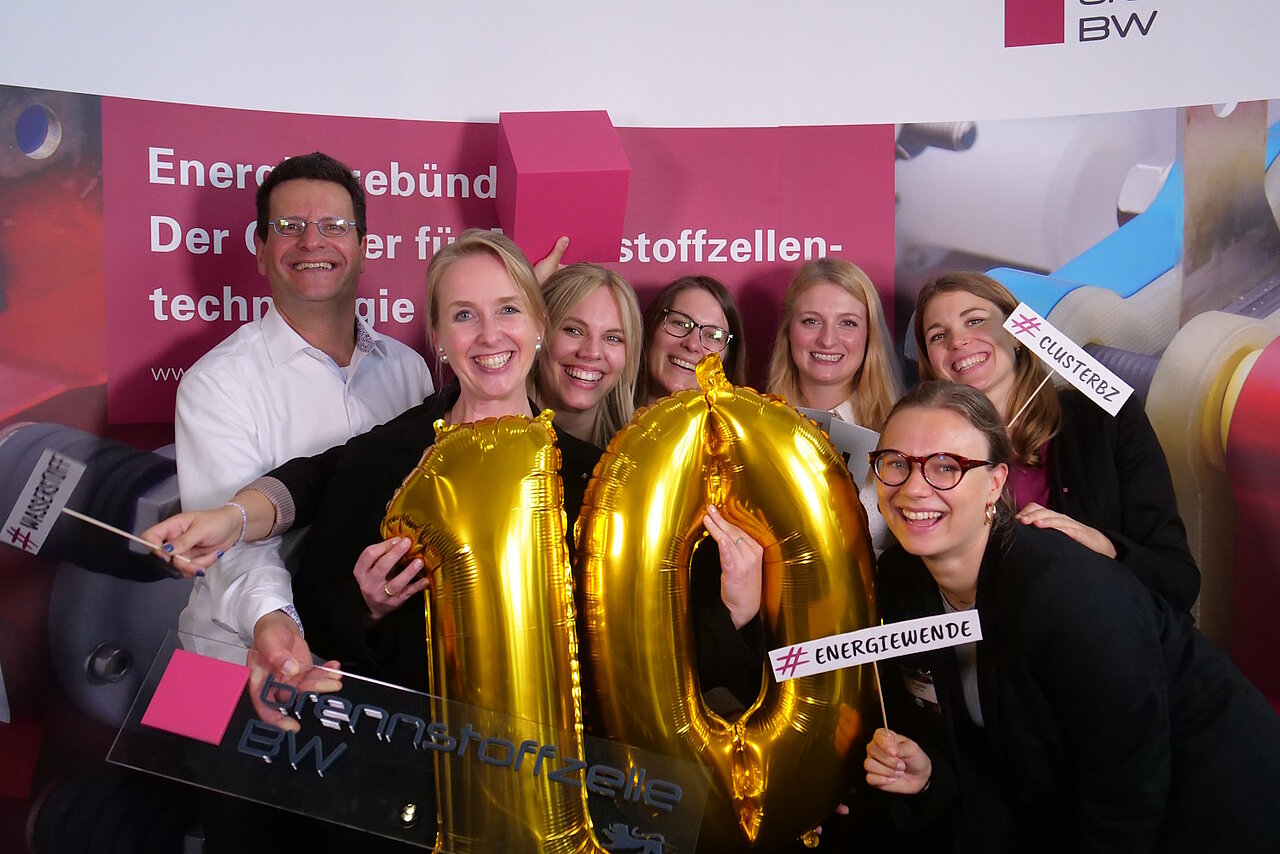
{"left": 497, "top": 110, "right": 631, "bottom": 265}
{"left": 141, "top": 649, "right": 249, "bottom": 745}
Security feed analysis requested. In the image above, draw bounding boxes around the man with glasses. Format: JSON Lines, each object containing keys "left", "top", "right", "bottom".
{"left": 175, "top": 152, "right": 433, "bottom": 682}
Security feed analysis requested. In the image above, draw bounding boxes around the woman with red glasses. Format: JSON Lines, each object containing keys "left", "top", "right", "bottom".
{"left": 862, "top": 381, "right": 1280, "bottom": 853}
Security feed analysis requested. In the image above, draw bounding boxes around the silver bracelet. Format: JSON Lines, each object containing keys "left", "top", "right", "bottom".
{"left": 221, "top": 500, "right": 248, "bottom": 547}
{"left": 280, "top": 604, "right": 305, "bottom": 638}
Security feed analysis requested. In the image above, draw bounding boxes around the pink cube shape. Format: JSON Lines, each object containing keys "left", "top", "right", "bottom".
{"left": 497, "top": 110, "right": 631, "bottom": 266}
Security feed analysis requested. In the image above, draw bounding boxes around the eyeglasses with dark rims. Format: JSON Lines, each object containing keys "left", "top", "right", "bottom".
{"left": 867, "top": 450, "right": 996, "bottom": 490}
{"left": 268, "top": 217, "right": 359, "bottom": 238}
{"left": 660, "top": 308, "right": 732, "bottom": 353}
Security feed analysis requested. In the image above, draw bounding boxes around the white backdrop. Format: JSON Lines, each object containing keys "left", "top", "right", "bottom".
{"left": 3, "top": 1, "right": 1279, "bottom": 125}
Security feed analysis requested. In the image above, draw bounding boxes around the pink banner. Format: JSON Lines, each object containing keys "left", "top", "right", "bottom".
{"left": 100, "top": 98, "right": 893, "bottom": 422}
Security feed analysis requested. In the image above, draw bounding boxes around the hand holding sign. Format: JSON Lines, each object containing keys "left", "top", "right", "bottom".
{"left": 999, "top": 303, "right": 1138, "bottom": 559}
{"left": 864, "top": 728, "right": 933, "bottom": 796}
{"left": 1001, "top": 302, "right": 1133, "bottom": 416}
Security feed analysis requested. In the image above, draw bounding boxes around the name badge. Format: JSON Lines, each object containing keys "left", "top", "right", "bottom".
{"left": 900, "top": 665, "right": 940, "bottom": 713}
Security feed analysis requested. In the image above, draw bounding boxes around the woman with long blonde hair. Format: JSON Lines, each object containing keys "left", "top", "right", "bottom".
{"left": 531, "top": 263, "right": 642, "bottom": 447}
{"left": 768, "top": 258, "right": 901, "bottom": 429}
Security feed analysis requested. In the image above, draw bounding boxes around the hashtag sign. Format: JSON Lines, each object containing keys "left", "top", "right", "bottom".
{"left": 1009, "top": 312, "right": 1042, "bottom": 339}
{"left": 774, "top": 645, "right": 810, "bottom": 679}
{"left": 6, "top": 527, "right": 36, "bottom": 552}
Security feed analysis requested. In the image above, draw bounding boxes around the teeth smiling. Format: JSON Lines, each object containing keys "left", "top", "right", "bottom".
{"left": 474, "top": 352, "right": 512, "bottom": 369}
{"left": 670, "top": 356, "right": 696, "bottom": 371}
{"left": 565, "top": 366, "right": 603, "bottom": 383}
{"left": 952, "top": 353, "right": 987, "bottom": 372}
{"left": 293, "top": 261, "right": 334, "bottom": 270}
{"left": 902, "top": 509, "right": 943, "bottom": 522}
{"left": 811, "top": 353, "right": 843, "bottom": 363}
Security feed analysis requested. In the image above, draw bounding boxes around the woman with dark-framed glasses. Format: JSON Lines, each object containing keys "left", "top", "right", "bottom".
{"left": 631, "top": 275, "right": 762, "bottom": 714}
{"left": 635, "top": 275, "right": 746, "bottom": 406}
{"left": 862, "top": 381, "right": 1280, "bottom": 853}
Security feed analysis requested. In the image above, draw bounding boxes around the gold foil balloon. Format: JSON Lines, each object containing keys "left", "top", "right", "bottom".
{"left": 381, "top": 412, "right": 604, "bottom": 854}
{"left": 576, "top": 355, "right": 877, "bottom": 851}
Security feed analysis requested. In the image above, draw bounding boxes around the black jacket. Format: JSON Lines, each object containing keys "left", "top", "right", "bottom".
{"left": 875, "top": 524, "right": 1280, "bottom": 854}
{"left": 280, "top": 386, "right": 601, "bottom": 688}
{"left": 1047, "top": 389, "right": 1199, "bottom": 611}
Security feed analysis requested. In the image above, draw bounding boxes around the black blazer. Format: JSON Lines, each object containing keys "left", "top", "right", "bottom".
{"left": 875, "top": 524, "right": 1280, "bottom": 854}
{"left": 280, "top": 386, "right": 602, "bottom": 689}
{"left": 1047, "top": 389, "right": 1199, "bottom": 611}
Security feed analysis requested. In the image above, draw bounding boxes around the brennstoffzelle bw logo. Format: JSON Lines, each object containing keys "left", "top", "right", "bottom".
{"left": 1005, "top": 0, "right": 1159, "bottom": 47}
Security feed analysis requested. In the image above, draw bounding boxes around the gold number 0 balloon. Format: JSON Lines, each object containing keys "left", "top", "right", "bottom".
{"left": 382, "top": 412, "right": 604, "bottom": 854}
{"left": 577, "top": 356, "right": 877, "bottom": 851}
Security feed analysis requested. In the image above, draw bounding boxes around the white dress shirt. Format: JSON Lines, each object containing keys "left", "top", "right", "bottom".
{"left": 176, "top": 304, "right": 432, "bottom": 648}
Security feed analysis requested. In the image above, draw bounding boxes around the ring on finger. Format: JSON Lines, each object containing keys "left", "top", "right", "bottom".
{"left": 383, "top": 583, "right": 394, "bottom": 598}
{"left": 734, "top": 537, "right": 743, "bottom": 545}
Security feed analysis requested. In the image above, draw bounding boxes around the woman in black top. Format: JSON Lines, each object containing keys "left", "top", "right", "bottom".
{"left": 863, "top": 382, "right": 1280, "bottom": 852}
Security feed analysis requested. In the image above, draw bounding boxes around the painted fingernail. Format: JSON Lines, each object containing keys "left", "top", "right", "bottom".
{"left": 215, "top": 550, "right": 225, "bottom": 559}
{"left": 196, "top": 569, "right": 205, "bottom": 578}
{"left": 163, "top": 543, "right": 175, "bottom": 553}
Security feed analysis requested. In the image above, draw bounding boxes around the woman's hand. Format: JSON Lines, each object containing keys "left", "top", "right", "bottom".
{"left": 1016, "top": 502, "right": 1117, "bottom": 559}
{"left": 532, "top": 235, "right": 569, "bottom": 284}
{"left": 864, "top": 727, "right": 932, "bottom": 795}
{"left": 247, "top": 611, "right": 341, "bottom": 733}
{"left": 703, "top": 505, "right": 764, "bottom": 630}
{"left": 353, "top": 537, "right": 429, "bottom": 621}
{"left": 140, "top": 504, "right": 246, "bottom": 576}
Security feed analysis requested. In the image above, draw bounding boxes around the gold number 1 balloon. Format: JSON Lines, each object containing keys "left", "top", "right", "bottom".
{"left": 382, "top": 412, "right": 604, "bottom": 854}
{"left": 576, "top": 355, "right": 877, "bottom": 851}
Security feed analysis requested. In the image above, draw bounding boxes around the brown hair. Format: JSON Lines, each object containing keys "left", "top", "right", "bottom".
{"left": 636, "top": 275, "right": 747, "bottom": 404}
{"left": 880, "top": 381, "right": 1016, "bottom": 526}
{"left": 913, "top": 271, "right": 1060, "bottom": 466}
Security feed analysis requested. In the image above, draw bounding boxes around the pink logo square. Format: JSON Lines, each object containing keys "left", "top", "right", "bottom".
{"left": 141, "top": 649, "right": 249, "bottom": 745}
{"left": 1006, "top": 0, "right": 1064, "bottom": 47}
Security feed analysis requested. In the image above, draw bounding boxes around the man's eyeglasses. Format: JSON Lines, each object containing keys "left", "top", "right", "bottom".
{"left": 268, "top": 217, "right": 359, "bottom": 238}
{"left": 868, "top": 450, "right": 996, "bottom": 490}
{"left": 661, "top": 308, "right": 732, "bottom": 353}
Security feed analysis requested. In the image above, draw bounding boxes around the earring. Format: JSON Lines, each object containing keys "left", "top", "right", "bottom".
{"left": 984, "top": 502, "right": 996, "bottom": 526}
{"left": 535, "top": 335, "right": 542, "bottom": 352}
{"left": 438, "top": 349, "right": 448, "bottom": 364}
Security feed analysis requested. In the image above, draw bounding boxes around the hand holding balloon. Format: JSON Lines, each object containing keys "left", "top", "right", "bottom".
{"left": 703, "top": 504, "right": 764, "bottom": 629}
{"left": 352, "top": 536, "right": 428, "bottom": 620}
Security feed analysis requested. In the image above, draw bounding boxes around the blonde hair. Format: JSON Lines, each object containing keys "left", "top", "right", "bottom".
{"left": 913, "top": 271, "right": 1060, "bottom": 466}
{"left": 766, "top": 258, "right": 902, "bottom": 430}
{"left": 532, "top": 263, "right": 642, "bottom": 447}
{"left": 424, "top": 229, "right": 547, "bottom": 351}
